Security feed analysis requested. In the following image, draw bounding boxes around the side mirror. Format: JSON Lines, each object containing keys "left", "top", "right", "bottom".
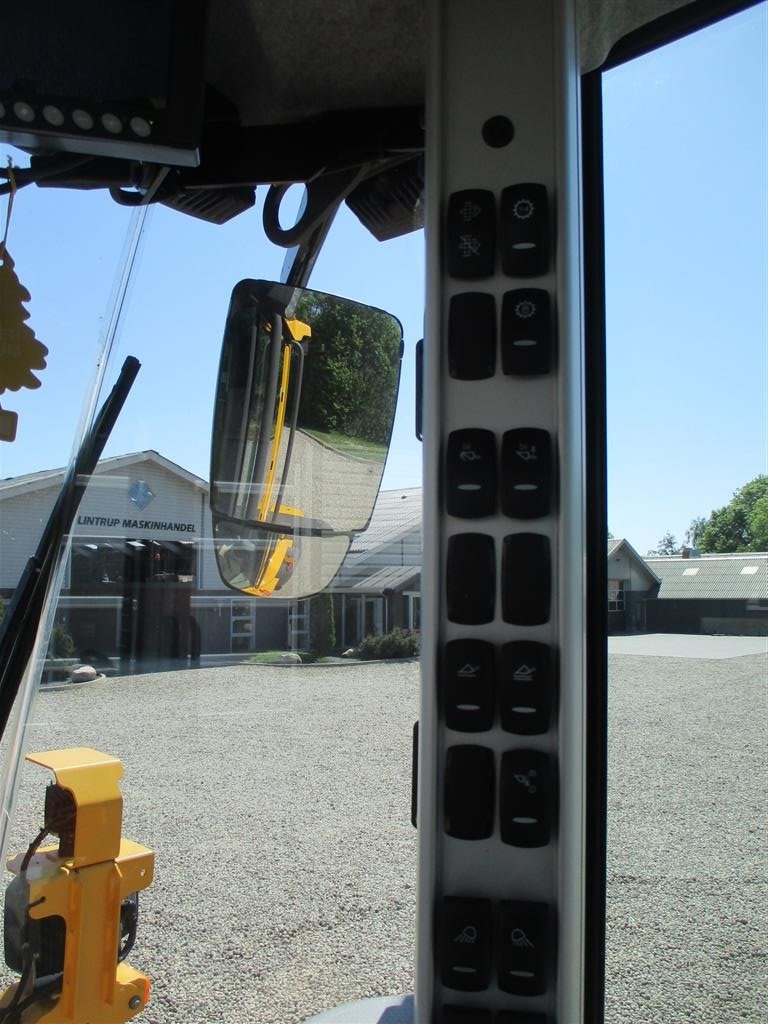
{"left": 210, "top": 280, "right": 403, "bottom": 598}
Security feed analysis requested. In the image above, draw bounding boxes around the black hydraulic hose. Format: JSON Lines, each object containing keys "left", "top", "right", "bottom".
{"left": 0, "top": 356, "right": 141, "bottom": 739}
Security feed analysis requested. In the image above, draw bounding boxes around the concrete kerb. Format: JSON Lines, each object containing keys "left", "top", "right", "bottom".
{"left": 40, "top": 673, "right": 108, "bottom": 693}
{"left": 37, "top": 658, "right": 421, "bottom": 689}
{"left": 253, "top": 656, "right": 420, "bottom": 668}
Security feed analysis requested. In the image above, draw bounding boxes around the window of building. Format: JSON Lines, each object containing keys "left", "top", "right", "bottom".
{"left": 231, "top": 600, "right": 255, "bottom": 653}
{"left": 607, "top": 580, "right": 625, "bottom": 612}
{"left": 407, "top": 593, "right": 421, "bottom": 631}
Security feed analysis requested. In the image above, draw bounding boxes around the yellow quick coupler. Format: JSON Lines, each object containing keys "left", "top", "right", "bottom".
{"left": 1, "top": 749, "right": 154, "bottom": 1023}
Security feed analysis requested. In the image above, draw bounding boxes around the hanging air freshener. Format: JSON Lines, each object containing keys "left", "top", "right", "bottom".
{"left": 0, "top": 164, "right": 49, "bottom": 442}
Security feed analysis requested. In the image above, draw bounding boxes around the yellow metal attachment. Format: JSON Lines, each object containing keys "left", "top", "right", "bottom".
{"left": 1, "top": 749, "right": 154, "bottom": 1023}
{"left": 284, "top": 317, "right": 311, "bottom": 342}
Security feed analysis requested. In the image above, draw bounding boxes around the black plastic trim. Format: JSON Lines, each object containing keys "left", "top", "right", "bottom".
{"left": 581, "top": 65, "right": 608, "bottom": 1024}
{"left": 601, "top": 0, "right": 764, "bottom": 71}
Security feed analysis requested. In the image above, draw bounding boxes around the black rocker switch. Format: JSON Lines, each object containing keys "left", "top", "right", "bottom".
{"left": 501, "top": 289, "right": 553, "bottom": 376}
{"left": 499, "top": 642, "right": 554, "bottom": 735}
{"left": 500, "top": 750, "right": 554, "bottom": 848}
{"left": 501, "top": 533, "right": 551, "bottom": 625}
{"left": 497, "top": 901, "right": 553, "bottom": 996}
{"left": 500, "top": 184, "right": 550, "bottom": 277}
{"left": 445, "top": 190, "right": 496, "bottom": 278}
{"left": 446, "top": 429, "right": 497, "bottom": 518}
{"left": 443, "top": 639, "right": 495, "bottom": 732}
{"left": 438, "top": 897, "right": 493, "bottom": 991}
{"left": 501, "top": 429, "right": 552, "bottom": 519}
{"left": 449, "top": 292, "right": 496, "bottom": 379}
{"left": 447, "top": 534, "right": 495, "bottom": 624}
{"left": 444, "top": 745, "right": 495, "bottom": 840}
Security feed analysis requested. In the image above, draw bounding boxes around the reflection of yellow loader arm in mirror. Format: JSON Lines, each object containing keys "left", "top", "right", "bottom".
{"left": 241, "top": 535, "right": 297, "bottom": 597}
{"left": 257, "top": 316, "right": 311, "bottom": 524}
{"left": 248, "top": 316, "right": 310, "bottom": 596}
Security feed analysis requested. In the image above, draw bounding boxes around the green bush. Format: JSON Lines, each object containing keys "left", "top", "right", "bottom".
{"left": 356, "top": 628, "right": 420, "bottom": 661}
{"left": 309, "top": 591, "right": 336, "bottom": 656}
{"left": 48, "top": 625, "right": 76, "bottom": 659}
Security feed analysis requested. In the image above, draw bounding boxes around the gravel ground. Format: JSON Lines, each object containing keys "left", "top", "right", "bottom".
{"left": 605, "top": 653, "right": 766, "bottom": 1024}
{"left": 0, "top": 653, "right": 765, "bottom": 1024}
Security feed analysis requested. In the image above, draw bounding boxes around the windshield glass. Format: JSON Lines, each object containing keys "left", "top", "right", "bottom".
{"left": 0, "top": 150, "right": 424, "bottom": 1021}
{"left": 603, "top": 5, "right": 767, "bottom": 1022}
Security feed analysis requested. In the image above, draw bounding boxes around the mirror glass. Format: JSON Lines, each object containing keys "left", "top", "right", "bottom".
{"left": 212, "top": 519, "right": 351, "bottom": 599}
{"left": 210, "top": 280, "right": 403, "bottom": 596}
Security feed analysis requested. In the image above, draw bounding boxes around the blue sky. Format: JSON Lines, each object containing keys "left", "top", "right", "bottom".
{"left": 603, "top": 3, "right": 767, "bottom": 552}
{"left": 0, "top": 2, "right": 765, "bottom": 557}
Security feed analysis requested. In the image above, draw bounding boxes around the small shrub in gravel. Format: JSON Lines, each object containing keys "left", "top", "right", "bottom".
{"left": 356, "top": 628, "right": 420, "bottom": 660}
{"left": 48, "top": 625, "right": 75, "bottom": 658}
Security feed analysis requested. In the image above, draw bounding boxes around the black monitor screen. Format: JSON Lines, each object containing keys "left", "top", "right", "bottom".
{"left": 0, "top": 0, "right": 205, "bottom": 165}
{"left": 0, "top": 1, "right": 172, "bottom": 105}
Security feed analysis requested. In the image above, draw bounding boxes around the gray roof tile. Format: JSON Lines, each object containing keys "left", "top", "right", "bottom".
{"left": 644, "top": 554, "right": 768, "bottom": 600}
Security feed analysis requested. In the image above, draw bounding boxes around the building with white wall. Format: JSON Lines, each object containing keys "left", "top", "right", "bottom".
{"left": 0, "top": 451, "right": 292, "bottom": 668}
{"left": 0, "top": 452, "right": 425, "bottom": 667}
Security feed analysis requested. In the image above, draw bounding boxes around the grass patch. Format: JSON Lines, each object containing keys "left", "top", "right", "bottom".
{"left": 302, "top": 429, "right": 387, "bottom": 463}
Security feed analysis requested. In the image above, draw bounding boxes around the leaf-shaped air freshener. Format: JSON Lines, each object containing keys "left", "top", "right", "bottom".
{"left": 0, "top": 246, "right": 48, "bottom": 393}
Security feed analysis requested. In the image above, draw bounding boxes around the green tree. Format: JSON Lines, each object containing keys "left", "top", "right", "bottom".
{"left": 309, "top": 591, "right": 336, "bottom": 656}
{"left": 295, "top": 293, "right": 401, "bottom": 444}
{"left": 647, "top": 531, "right": 679, "bottom": 556}
{"left": 697, "top": 475, "right": 768, "bottom": 553}
{"left": 685, "top": 516, "right": 706, "bottom": 549}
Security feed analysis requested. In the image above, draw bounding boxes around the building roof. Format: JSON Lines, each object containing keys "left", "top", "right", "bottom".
{"left": 607, "top": 537, "right": 661, "bottom": 587}
{"left": 331, "top": 564, "right": 421, "bottom": 595}
{"left": 0, "top": 450, "right": 208, "bottom": 499}
{"left": 350, "top": 487, "right": 422, "bottom": 553}
{"left": 644, "top": 553, "right": 768, "bottom": 601}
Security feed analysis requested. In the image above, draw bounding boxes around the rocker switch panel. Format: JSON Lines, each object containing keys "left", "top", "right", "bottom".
{"left": 500, "top": 184, "right": 550, "bottom": 277}
{"left": 429, "top": 4, "right": 587, "bottom": 1021}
